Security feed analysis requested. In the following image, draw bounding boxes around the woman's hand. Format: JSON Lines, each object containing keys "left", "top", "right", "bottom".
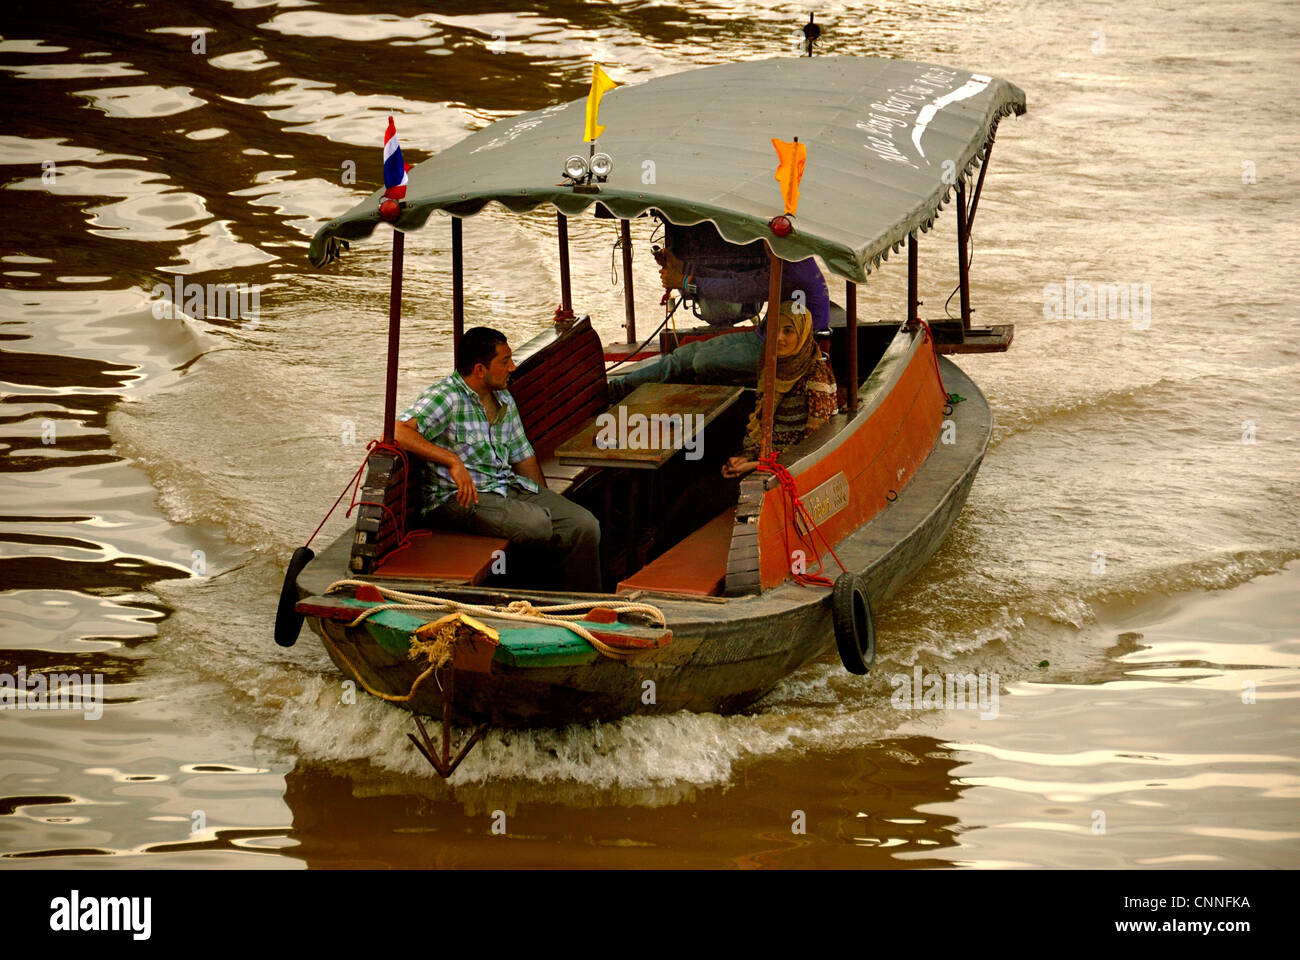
{"left": 721, "top": 456, "right": 758, "bottom": 479}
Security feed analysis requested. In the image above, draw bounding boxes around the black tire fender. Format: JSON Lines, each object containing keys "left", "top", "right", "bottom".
{"left": 274, "top": 546, "right": 315, "bottom": 648}
{"left": 831, "top": 572, "right": 875, "bottom": 675}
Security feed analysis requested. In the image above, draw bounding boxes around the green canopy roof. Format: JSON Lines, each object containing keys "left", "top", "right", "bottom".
{"left": 308, "top": 56, "right": 1025, "bottom": 283}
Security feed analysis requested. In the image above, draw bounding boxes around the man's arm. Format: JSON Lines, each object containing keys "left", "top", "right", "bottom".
{"left": 690, "top": 257, "right": 831, "bottom": 332}
{"left": 512, "top": 454, "right": 546, "bottom": 489}
{"left": 393, "top": 418, "right": 478, "bottom": 507}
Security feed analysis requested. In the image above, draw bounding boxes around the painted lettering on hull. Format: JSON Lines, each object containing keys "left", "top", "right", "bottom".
{"left": 794, "top": 471, "right": 849, "bottom": 536}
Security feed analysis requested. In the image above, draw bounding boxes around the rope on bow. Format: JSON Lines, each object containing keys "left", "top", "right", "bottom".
{"left": 324, "top": 580, "right": 668, "bottom": 661}
{"left": 753, "top": 453, "right": 847, "bottom": 588}
{"left": 305, "top": 439, "right": 412, "bottom": 551}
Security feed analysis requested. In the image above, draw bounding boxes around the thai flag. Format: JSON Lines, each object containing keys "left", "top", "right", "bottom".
{"left": 383, "top": 116, "right": 408, "bottom": 200}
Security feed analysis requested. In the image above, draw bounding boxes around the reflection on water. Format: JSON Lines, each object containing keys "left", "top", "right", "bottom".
{"left": 1, "top": 0, "right": 1298, "bottom": 868}
{"left": 278, "top": 738, "right": 967, "bottom": 869}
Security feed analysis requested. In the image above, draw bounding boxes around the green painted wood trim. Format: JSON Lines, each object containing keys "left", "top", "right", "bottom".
{"left": 320, "top": 595, "right": 631, "bottom": 666}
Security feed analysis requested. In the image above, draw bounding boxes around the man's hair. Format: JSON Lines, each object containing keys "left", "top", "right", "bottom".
{"left": 457, "top": 326, "right": 508, "bottom": 376}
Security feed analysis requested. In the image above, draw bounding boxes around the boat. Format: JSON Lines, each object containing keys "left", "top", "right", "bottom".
{"left": 276, "top": 53, "right": 1025, "bottom": 776}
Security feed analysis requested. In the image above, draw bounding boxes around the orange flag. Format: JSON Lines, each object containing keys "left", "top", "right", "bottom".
{"left": 772, "top": 138, "right": 807, "bottom": 215}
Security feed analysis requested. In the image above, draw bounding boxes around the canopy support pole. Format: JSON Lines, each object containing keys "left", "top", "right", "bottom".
{"left": 555, "top": 212, "right": 574, "bottom": 323}
{"left": 845, "top": 281, "right": 858, "bottom": 413}
{"left": 452, "top": 217, "right": 464, "bottom": 370}
{"left": 967, "top": 140, "right": 994, "bottom": 232}
{"left": 908, "top": 232, "right": 919, "bottom": 324}
{"left": 620, "top": 219, "right": 636, "bottom": 342}
{"left": 382, "top": 230, "right": 404, "bottom": 444}
{"left": 955, "top": 178, "right": 972, "bottom": 333}
{"left": 759, "top": 253, "right": 784, "bottom": 458}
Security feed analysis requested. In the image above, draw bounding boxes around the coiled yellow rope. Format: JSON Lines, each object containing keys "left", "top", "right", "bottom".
{"left": 324, "top": 579, "right": 668, "bottom": 661}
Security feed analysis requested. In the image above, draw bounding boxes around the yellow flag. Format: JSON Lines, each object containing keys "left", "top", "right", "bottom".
{"left": 584, "top": 63, "right": 618, "bottom": 142}
{"left": 772, "top": 138, "right": 807, "bottom": 215}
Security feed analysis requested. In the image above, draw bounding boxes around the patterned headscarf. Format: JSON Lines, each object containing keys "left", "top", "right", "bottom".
{"left": 745, "top": 302, "right": 819, "bottom": 453}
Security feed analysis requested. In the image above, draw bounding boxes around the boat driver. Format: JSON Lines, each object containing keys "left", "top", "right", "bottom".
{"left": 393, "top": 326, "right": 602, "bottom": 593}
{"left": 607, "top": 220, "right": 831, "bottom": 401}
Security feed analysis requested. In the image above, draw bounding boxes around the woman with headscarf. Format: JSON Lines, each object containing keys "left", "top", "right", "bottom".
{"left": 722, "top": 301, "right": 838, "bottom": 478}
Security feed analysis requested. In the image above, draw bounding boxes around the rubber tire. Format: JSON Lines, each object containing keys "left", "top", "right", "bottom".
{"left": 832, "top": 572, "right": 875, "bottom": 675}
{"left": 274, "top": 546, "right": 315, "bottom": 648}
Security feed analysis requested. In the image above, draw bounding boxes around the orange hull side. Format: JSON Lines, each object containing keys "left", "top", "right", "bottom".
{"left": 757, "top": 337, "right": 947, "bottom": 588}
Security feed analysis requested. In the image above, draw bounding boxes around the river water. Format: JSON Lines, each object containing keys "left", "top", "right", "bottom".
{"left": 1, "top": 0, "right": 1297, "bottom": 869}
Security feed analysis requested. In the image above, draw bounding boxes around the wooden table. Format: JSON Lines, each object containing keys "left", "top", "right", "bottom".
{"left": 554, "top": 383, "right": 744, "bottom": 469}
{"left": 555, "top": 382, "right": 745, "bottom": 579}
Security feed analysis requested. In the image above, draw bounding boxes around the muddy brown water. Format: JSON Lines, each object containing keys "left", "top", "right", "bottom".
{"left": 1, "top": 0, "right": 1297, "bottom": 868}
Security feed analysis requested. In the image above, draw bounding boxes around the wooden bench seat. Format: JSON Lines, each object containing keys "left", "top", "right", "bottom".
{"left": 351, "top": 317, "right": 608, "bottom": 577}
{"left": 539, "top": 455, "right": 589, "bottom": 494}
{"left": 511, "top": 316, "right": 608, "bottom": 496}
{"left": 369, "top": 529, "right": 507, "bottom": 585}
{"left": 616, "top": 507, "right": 736, "bottom": 597}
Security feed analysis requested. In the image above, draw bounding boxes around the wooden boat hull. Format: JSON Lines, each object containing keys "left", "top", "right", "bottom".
{"left": 296, "top": 350, "right": 990, "bottom": 728}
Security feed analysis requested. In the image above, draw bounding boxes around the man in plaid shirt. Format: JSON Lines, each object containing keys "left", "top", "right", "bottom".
{"left": 394, "top": 326, "right": 602, "bottom": 592}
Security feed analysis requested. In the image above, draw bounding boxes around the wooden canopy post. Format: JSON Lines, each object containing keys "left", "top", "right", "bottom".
{"left": 556, "top": 211, "right": 574, "bottom": 322}
{"left": 925, "top": 146, "right": 1013, "bottom": 356}
{"left": 966, "top": 140, "right": 994, "bottom": 232}
{"left": 620, "top": 219, "right": 636, "bottom": 343}
{"left": 382, "top": 229, "right": 404, "bottom": 444}
{"left": 845, "top": 281, "right": 858, "bottom": 412}
{"left": 955, "top": 178, "right": 972, "bottom": 333}
{"left": 759, "top": 252, "right": 784, "bottom": 458}
{"left": 452, "top": 216, "right": 464, "bottom": 369}
{"left": 908, "top": 232, "right": 919, "bottom": 323}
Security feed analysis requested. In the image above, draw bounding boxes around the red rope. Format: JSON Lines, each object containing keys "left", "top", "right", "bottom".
{"left": 754, "top": 453, "right": 848, "bottom": 588}
{"left": 371, "top": 527, "right": 431, "bottom": 566}
{"left": 911, "top": 318, "right": 948, "bottom": 401}
{"left": 304, "top": 454, "right": 368, "bottom": 549}
{"left": 305, "top": 439, "right": 413, "bottom": 551}
{"left": 746, "top": 321, "right": 943, "bottom": 589}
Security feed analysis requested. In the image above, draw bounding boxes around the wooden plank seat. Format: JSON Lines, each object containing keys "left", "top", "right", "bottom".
{"left": 350, "top": 447, "right": 423, "bottom": 575}
{"left": 509, "top": 316, "right": 608, "bottom": 495}
{"left": 369, "top": 528, "right": 508, "bottom": 585}
{"left": 538, "top": 456, "right": 588, "bottom": 492}
{"left": 616, "top": 506, "right": 736, "bottom": 597}
{"left": 658, "top": 323, "right": 751, "bottom": 356}
{"left": 350, "top": 318, "right": 609, "bottom": 576}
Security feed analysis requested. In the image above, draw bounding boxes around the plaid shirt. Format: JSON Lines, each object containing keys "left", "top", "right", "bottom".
{"left": 399, "top": 372, "right": 537, "bottom": 510}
